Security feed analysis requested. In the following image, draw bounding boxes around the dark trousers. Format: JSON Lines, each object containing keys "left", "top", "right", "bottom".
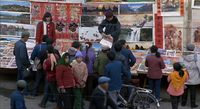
{"left": 148, "top": 78, "right": 161, "bottom": 100}
{"left": 170, "top": 95, "right": 180, "bottom": 109}
{"left": 62, "top": 88, "right": 72, "bottom": 109}
{"left": 17, "top": 69, "right": 30, "bottom": 96}
{"left": 181, "top": 85, "right": 197, "bottom": 106}
{"left": 84, "top": 75, "right": 93, "bottom": 100}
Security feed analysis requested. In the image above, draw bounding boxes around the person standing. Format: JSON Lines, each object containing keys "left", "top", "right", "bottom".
{"left": 82, "top": 42, "right": 96, "bottom": 101}
{"left": 13, "top": 32, "right": 31, "bottom": 97}
{"left": 89, "top": 76, "right": 119, "bottom": 109}
{"left": 68, "top": 41, "right": 81, "bottom": 63}
{"left": 167, "top": 63, "right": 189, "bottom": 109}
{"left": 71, "top": 51, "right": 88, "bottom": 109}
{"left": 11, "top": 80, "right": 27, "bottom": 109}
{"left": 98, "top": 11, "right": 121, "bottom": 51}
{"left": 178, "top": 44, "right": 200, "bottom": 108}
{"left": 145, "top": 45, "right": 165, "bottom": 101}
{"left": 36, "top": 12, "right": 56, "bottom": 45}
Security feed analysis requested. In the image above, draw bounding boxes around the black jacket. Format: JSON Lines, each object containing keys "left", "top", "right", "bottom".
{"left": 98, "top": 16, "right": 121, "bottom": 42}
{"left": 89, "top": 86, "right": 118, "bottom": 109}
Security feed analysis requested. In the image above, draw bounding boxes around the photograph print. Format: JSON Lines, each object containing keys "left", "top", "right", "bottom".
{"left": 0, "top": 1, "right": 30, "bottom": 12}
{"left": 192, "top": 0, "right": 200, "bottom": 9}
{"left": 86, "top": 0, "right": 120, "bottom": 2}
{"left": 122, "top": 0, "right": 154, "bottom": 2}
{"left": 139, "top": 28, "right": 152, "bottom": 41}
{"left": 81, "top": 16, "right": 105, "bottom": 27}
{"left": 118, "top": 28, "right": 141, "bottom": 42}
{"left": 0, "top": 12, "right": 30, "bottom": 24}
{"left": 120, "top": 3, "right": 153, "bottom": 14}
{"left": 79, "top": 27, "right": 102, "bottom": 42}
{"left": 192, "top": 22, "right": 200, "bottom": 51}
{"left": 160, "top": 0, "right": 181, "bottom": 16}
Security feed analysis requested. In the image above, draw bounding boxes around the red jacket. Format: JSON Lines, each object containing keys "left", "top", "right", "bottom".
{"left": 145, "top": 55, "right": 165, "bottom": 79}
{"left": 36, "top": 21, "right": 56, "bottom": 44}
{"left": 43, "top": 54, "right": 60, "bottom": 82}
{"left": 56, "top": 65, "right": 79, "bottom": 89}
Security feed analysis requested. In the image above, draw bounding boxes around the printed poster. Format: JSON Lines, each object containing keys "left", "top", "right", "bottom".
{"left": 86, "top": 0, "right": 120, "bottom": 2}
{"left": 192, "top": 0, "right": 200, "bottom": 9}
{"left": 0, "top": 1, "right": 30, "bottom": 12}
{"left": 120, "top": 3, "right": 153, "bottom": 14}
{"left": 0, "top": 12, "right": 30, "bottom": 24}
{"left": 79, "top": 27, "right": 102, "bottom": 42}
{"left": 118, "top": 28, "right": 140, "bottom": 42}
{"left": 81, "top": 16, "right": 105, "bottom": 27}
{"left": 192, "top": 22, "right": 200, "bottom": 52}
{"left": 122, "top": 0, "right": 155, "bottom": 2}
{"left": 30, "top": 0, "right": 48, "bottom": 2}
{"left": 140, "top": 28, "right": 153, "bottom": 41}
{"left": 127, "top": 42, "right": 152, "bottom": 50}
{"left": 155, "top": 14, "right": 163, "bottom": 49}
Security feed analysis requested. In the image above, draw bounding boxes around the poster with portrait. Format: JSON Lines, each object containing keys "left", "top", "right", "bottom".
{"left": 0, "top": 1, "right": 30, "bottom": 12}
{"left": 164, "top": 23, "right": 183, "bottom": 51}
{"left": 192, "top": 22, "right": 200, "bottom": 52}
{"left": 81, "top": 16, "right": 105, "bottom": 27}
{"left": 120, "top": 3, "right": 153, "bottom": 14}
{"left": 192, "top": 0, "right": 200, "bottom": 9}
{"left": 118, "top": 28, "right": 141, "bottom": 42}
{"left": 79, "top": 27, "right": 102, "bottom": 42}
{"left": 0, "top": 12, "right": 30, "bottom": 24}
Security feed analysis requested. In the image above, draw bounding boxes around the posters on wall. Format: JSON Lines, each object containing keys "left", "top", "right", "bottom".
{"left": 79, "top": 27, "right": 102, "bottom": 42}
{"left": 192, "top": 22, "right": 200, "bottom": 52}
{"left": 127, "top": 42, "right": 152, "bottom": 50}
{"left": 192, "top": 0, "right": 200, "bottom": 9}
{"left": 139, "top": 28, "right": 152, "bottom": 41}
{"left": 120, "top": 3, "right": 153, "bottom": 14}
{"left": 86, "top": 0, "right": 120, "bottom": 2}
{"left": 81, "top": 43, "right": 102, "bottom": 55}
{"left": 155, "top": 14, "right": 163, "bottom": 49}
{"left": 0, "top": 12, "right": 30, "bottom": 24}
{"left": 81, "top": 16, "right": 105, "bottom": 27}
{"left": 122, "top": 0, "right": 154, "bottom": 2}
{"left": 0, "top": 1, "right": 30, "bottom": 12}
{"left": 118, "top": 28, "right": 140, "bottom": 42}
{"left": 30, "top": 0, "right": 48, "bottom": 2}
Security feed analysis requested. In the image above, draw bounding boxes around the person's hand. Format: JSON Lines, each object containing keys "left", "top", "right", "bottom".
{"left": 79, "top": 81, "right": 85, "bottom": 86}
{"left": 61, "top": 88, "right": 66, "bottom": 93}
{"left": 107, "top": 34, "right": 112, "bottom": 38}
{"left": 36, "top": 42, "right": 39, "bottom": 45}
{"left": 102, "top": 33, "right": 106, "bottom": 37}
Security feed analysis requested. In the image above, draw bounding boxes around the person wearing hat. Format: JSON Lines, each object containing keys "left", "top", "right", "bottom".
{"left": 13, "top": 31, "right": 31, "bottom": 97}
{"left": 178, "top": 44, "right": 200, "bottom": 108}
{"left": 98, "top": 10, "right": 121, "bottom": 51}
{"left": 94, "top": 45, "right": 110, "bottom": 78}
{"left": 89, "top": 77, "right": 118, "bottom": 109}
{"left": 71, "top": 51, "right": 88, "bottom": 109}
{"left": 11, "top": 80, "right": 27, "bottom": 109}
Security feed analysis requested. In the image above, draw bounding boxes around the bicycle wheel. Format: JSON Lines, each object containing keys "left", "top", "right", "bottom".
{"left": 131, "top": 92, "right": 160, "bottom": 109}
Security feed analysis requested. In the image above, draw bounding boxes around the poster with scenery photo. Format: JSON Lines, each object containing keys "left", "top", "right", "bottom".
{"left": 82, "top": 3, "right": 118, "bottom": 15}
{"left": 86, "top": 0, "right": 120, "bottom": 2}
{"left": 0, "top": 12, "right": 30, "bottom": 24}
{"left": 139, "top": 28, "right": 153, "bottom": 41}
{"left": 127, "top": 42, "right": 152, "bottom": 50}
{"left": 81, "top": 43, "right": 102, "bottom": 55}
{"left": 30, "top": 0, "right": 48, "bottom": 2}
{"left": 192, "top": 0, "right": 200, "bottom": 8}
{"left": 120, "top": 3, "right": 153, "bottom": 14}
{"left": 66, "top": 0, "right": 84, "bottom": 3}
{"left": 81, "top": 16, "right": 105, "bottom": 27}
{"left": 118, "top": 28, "right": 140, "bottom": 42}
{"left": 79, "top": 27, "right": 102, "bottom": 42}
{"left": 122, "top": 0, "right": 154, "bottom": 2}
{"left": 0, "top": 1, "right": 30, "bottom": 12}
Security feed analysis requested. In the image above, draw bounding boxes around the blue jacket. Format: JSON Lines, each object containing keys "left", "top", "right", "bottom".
{"left": 31, "top": 43, "right": 47, "bottom": 60}
{"left": 115, "top": 52, "right": 129, "bottom": 71}
{"left": 120, "top": 47, "right": 136, "bottom": 72}
{"left": 11, "top": 90, "right": 27, "bottom": 109}
{"left": 104, "top": 61, "right": 128, "bottom": 91}
{"left": 13, "top": 40, "right": 30, "bottom": 69}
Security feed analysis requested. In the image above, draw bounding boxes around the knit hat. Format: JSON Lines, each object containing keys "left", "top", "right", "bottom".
{"left": 102, "top": 45, "right": 110, "bottom": 50}
{"left": 105, "top": 11, "right": 113, "bottom": 19}
{"left": 68, "top": 47, "right": 77, "bottom": 56}
{"left": 187, "top": 44, "right": 195, "bottom": 51}
{"left": 22, "top": 31, "right": 30, "bottom": 38}
{"left": 75, "top": 51, "right": 83, "bottom": 58}
{"left": 17, "top": 80, "right": 26, "bottom": 88}
{"left": 98, "top": 76, "right": 110, "bottom": 84}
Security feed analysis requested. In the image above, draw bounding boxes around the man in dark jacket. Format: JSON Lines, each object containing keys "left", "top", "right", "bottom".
{"left": 13, "top": 31, "right": 31, "bottom": 96}
{"left": 68, "top": 41, "right": 80, "bottom": 63}
{"left": 89, "top": 76, "right": 119, "bottom": 109}
{"left": 98, "top": 11, "right": 121, "bottom": 51}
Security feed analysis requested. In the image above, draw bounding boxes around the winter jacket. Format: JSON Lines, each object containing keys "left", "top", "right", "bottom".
{"left": 71, "top": 60, "right": 88, "bottom": 88}
{"left": 56, "top": 65, "right": 79, "bottom": 89}
{"left": 178, "top": 51, "right": 200, "bottom": 85}
{"left": 31, "top": 43, "right": 47, "bottom": 60}
{"left": 115, "top": 52, "right": 129, "bottom": 71}
{"left": 11, "top": 90, "right": 27, "bottom": 109}
{"left": 94, "top": 52, "right": 108, "bottom": 76}
{"left": 98, "top": 16, "right": 121, "bottom": 42}
{"left": 43, "top": 54, "right": 60, "bottom": 82}
{"left": 82, "top": 49, "right": 96, "bottom": 75}
{"left": 145, "top": 55, "right": 165, "bottom": 79}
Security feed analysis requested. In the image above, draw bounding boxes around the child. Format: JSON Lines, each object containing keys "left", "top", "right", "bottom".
{"left": 71, "top": 51, "right": 88, "bottom": 109}
{"left": 167, "top": 62, "right": 189, "bottom": 109}
{"left": 56, "top": 53, "right": 79, "bottom": 109}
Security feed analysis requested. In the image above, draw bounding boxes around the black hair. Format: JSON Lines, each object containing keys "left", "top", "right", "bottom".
{"left": 118, "top": 39, "right": 126, "bottom": 45}
{"left": 173, "top": 62, "right": 184, "bottom": 77}
{"left": 150, "top": 45, "right": 161, "bottom": 58}
{"left": 42, "top": 35, "right": 49, "bottom": 42}
{"left": 42, "top": 12, "right": 52, "bottom": 22}
{"left": 46, "top": 38, "right": 54, "bottom": 45}
{"left": 140, "top": 46, "right": 144, "bottom": 50}
{"left": 72, "top": 41, "right": 80, "bottom": 49}
{"left": 85, "top": 42, "right": 92, "bottom": 64}
{"left": 107, "top": 51, "right": 115, "bottom": 61}
{"left": 46, "top": 44, "right": 54, "bottom": 54}
{"left": 17, "top": 87, "right": 24, "bottom": 91}
{"left": 135, "top": 45, "right": 139, "bottom": 49}
{"left": 102, "top": 48, "right": 110, "bottom": 53}
{"left": 114, "top": 42, "right": 122, "bottom": 52}
{"left": 64, "top": 53, "right": 70, "bottom": 58}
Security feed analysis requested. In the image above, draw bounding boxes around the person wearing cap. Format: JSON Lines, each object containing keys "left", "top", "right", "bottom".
{"left": 98, "top": 10, "right": 121, "bottom": 51}
{"left": 94, "top": 45, "right": 110, "bottom": 78}
{"left": 89, "top": 76, "right": 118, "bottom": 109}
{"left": 11, "top": 80, "right": 27, "bottom": 109}
{"left": 178, "top": 44, "right": 200, "bottom": 108}
{"left": 71, "top": 51, "right": 88, "bottom": 109}
{"left": 13, "top": 31, "right": 31, "bottom": 96}
{"left": 68, "top": 41, "right": 81, "bottom": 63}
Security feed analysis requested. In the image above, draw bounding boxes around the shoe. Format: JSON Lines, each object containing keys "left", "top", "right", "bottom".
{"left": 53, "top": 107, "right": 62, "bottom": 109}
{"left": 38, "top": 103, "right": 45, "bottom": 108}
{"left": 191, "top": 104, "right": 198, "bottom": 108}
{"left": 24, "top": 95, "right": 35, "bottom": 99}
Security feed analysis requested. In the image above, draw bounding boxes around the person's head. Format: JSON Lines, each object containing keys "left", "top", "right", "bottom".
{"left": 17, "top": 80, "right": 26, "bottom": 92}
{"left": 42, "top": 35, "right": 49, "bottom": 42}
{"left": 21, "top": 31, "right": 30, "bottom": 42}
{"left": 135, "top": 45, "right": 139, "bottom": 49}
{"left": 42, "top": 12, "right": 52, "bottom": 22}
{"left": 46, "top": 44, "right": 54, "bottom": 54}
{"left": 46, "top": 38, "right": 54, "bottom": 45}
{"left": 85, "top": 42, "right": 93, "bottom": 64}
{"left": 101, "top": 45, "right": 110, "bottom": 53}
{"left": 186, "top": 44, "right": 195, "bottom": 51}
{"left": 173, "top": 62, "right": 184, "bottom": 77}
{"left": 68, "top": 47, "right": 78, "bottom": 56}
{"left": 150, "top": 45, "right": 161, "bottom": 58}
{"left": 105, "top": 11, "right": 114, "bottom": 21}
{"left": 118, "top": 40, "right": 127, "bottom": 48}
{"left": 98, "top": 76, "right": 110, "bottom": 90}
{"left": 72, "top": 41, "right": 80, "bottom": 49}
{"left": 75, "top": 51, "right": 83, "bottom": 63}
{"left": 63, "top": 53, "right": 70, "bottom": 63}
{"left": 114, "top": 42, "right": 122, "bottom": 52}
{"left": 107, "top": 51, "right": 115, "bottom": 61}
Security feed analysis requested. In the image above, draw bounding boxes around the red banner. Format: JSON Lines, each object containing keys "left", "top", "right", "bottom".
{"left": 157, "top": 0, "right": 161, "bottom": 16}
{"left": 155, "top": 14, "right": 163, "bottom": 49}
{"left": 180, "top": 0, "right": 184, "bottom": 16}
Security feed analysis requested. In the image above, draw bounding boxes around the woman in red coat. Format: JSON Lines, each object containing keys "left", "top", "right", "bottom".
{"left": 36, "top": 12, "right": 56, "bottom": 45}
{"left": 56, "top": 53, "right": 80, "bottom": 109}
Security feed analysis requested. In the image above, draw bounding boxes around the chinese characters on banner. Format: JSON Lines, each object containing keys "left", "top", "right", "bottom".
{"left": 155, "top": 14, "right": 163, "bottom": 49}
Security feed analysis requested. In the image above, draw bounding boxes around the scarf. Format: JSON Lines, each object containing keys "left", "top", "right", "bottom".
{"left": 49, "top": 53, "right": 57, "bottom": 71}
{"left": 170, "top": 69, "right": 188, "bottom": 91}
{"left": 56, "top": 53, "right": 70, "bottom": 67}
{"left": 71, "top": 60, "right": 83, "bottom": 66}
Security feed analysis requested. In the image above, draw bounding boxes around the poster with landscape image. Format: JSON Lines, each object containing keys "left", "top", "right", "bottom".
{"left": 192, "top": 0, "right": 200, "bottom": 8}
{"left": 139, "top": 28, "right": 152, "bottom": 41}
{"left": 86, "top": 0, "right": 120, "bottom": 2}
{"left": 79, "top": 27, "right": 102, "bottom": 42}
{"left": 0, "top": 1, "right": 30, "bottom": 12}
{"left": 120, "top": 3, "right": 153, "bottom": 14}
{"left": 81, "top": 16, "right": 105, "bottom": 27}
{"left": 118, "top": 28, "right": 141, "bottom": 42}
{"left": 0, "top": 12, "right": 30, "bottom": 24}
{"left": 122, "top": 0, "right": 154, "bottom": 2}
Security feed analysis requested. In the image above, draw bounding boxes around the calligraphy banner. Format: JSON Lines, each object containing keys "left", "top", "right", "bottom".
{"left": 155, "top": 14, "right": 163, "bottom": 49}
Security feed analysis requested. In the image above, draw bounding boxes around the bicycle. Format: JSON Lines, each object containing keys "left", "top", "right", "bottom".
{"left": 117, "top": 83, "right": 160, "bottom": 109}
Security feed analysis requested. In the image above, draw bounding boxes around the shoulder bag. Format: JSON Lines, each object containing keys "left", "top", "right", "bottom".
{"left": 22, "top": 65, "right": 34, "bottom": 79}
{"left": 34, "top": 45, "right": 42, "bottom": 69}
